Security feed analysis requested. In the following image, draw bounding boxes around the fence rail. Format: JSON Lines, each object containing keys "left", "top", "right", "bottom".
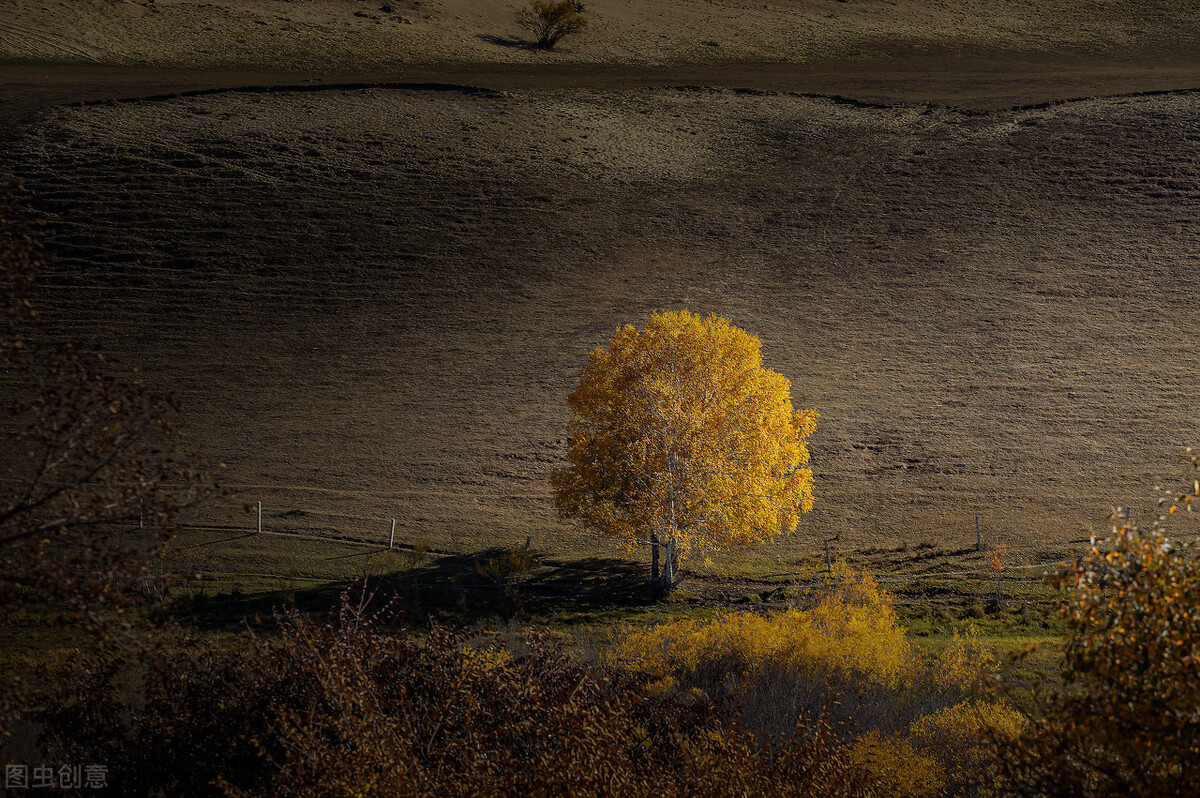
{"left": 155, "top": 499, "right": 1077, "bottom": 598}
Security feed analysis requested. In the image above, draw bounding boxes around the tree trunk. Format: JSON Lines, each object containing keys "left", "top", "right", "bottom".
{"left": 650, "top": 535, "right": 679, "bottom": 599}
{"left": 650, "top": 532, "right": 661, "bottom": 584}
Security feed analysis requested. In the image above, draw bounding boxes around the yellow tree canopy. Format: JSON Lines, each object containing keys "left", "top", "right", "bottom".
{"left": 552, "top": 311, "right": 817, "bottom": 561}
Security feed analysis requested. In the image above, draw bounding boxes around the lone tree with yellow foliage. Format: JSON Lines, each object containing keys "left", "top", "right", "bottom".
{"left": 552, "top": 311, "right": 817, "bottom": 597}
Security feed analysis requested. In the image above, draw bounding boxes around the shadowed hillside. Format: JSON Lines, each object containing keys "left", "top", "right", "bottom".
{"left": 3, "top": 84, "right": 1199, "bottom": 579}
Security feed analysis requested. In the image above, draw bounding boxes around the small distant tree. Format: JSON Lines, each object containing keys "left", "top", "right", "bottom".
{"left": 552, "top": 311, "right": 818, "bottom": 597}
{"left": 516, "top": 0, "right": 586, "bottom": 50}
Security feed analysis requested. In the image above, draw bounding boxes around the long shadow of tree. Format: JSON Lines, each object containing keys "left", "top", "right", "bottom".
{"left": 392, "top": 548, "right": 650, "bottom": 621}
{"left": 164, "top": 546, "right": 652, "bottom": 629}
{"left": 163, "top": 580, "right": 348, "bottom": 630}
{"left": 476, "top": 33, "right": 540, "bottom": 50}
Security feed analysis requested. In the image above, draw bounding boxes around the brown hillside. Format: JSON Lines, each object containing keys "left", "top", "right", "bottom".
{"left": 5, "top": 0, "right": 1200, "bottom": 71}
{"left": 4, "top": 83, "right": 1199, "bottom": 577}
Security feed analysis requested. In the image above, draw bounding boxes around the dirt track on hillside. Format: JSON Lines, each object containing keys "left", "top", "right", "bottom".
{"left": 11, "top": 56, "right": 1200, "bottom": 125}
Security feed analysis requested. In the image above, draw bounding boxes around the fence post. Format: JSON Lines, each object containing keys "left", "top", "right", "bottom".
{"left": 976, "top": 515, "right": 981, "bottom": 552}
{"left": 389, "top": 518, "right": 396, "bottom": 549}
{"left": 257, "top": 501, "right": 262, "bottom": 535}
{"left": 824, "top": 534, "right": 839, "bottom": 572}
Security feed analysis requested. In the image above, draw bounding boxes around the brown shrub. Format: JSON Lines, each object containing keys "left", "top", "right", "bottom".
{"left": 516, "top": 0, "right": 586, "bottom": 50}
{"left": 38, "top": 590, "right": 885, "bottom": 797}
{"left": 1, "top": 182, "right": 216, "bottom": 745}
{"left": 992, "top": 450, "right": 1200, "bottom": 797}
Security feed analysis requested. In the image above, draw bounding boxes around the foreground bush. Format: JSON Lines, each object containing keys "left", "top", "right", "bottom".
{"left": 606, "top": 572, "right": 999, "bottom": 729}
{"left": 911, "top": 699, "right": 1026, "bottom": 795}
{"left": 994, "top": 453, "right": 1200, "bottom": 796}
{"left": 40, "top": 594, "right": 884, "bottom": 797}
{"left": 844, "top": 698, "right": 1026, "bottom": 798}
{"left": 606, "top": 572, "right": 909, "bottom": 693}
{"left": 849, "top": 731, "right": 944, "bottom": 798}
{"left": 606, "top": 571, "right": 1024, "bottom": 795}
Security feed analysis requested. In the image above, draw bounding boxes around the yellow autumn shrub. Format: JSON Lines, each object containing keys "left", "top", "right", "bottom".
{"left": 910, "top": 699, "right": 1026, "bottom": 795}
{"left": 926, "top": 626, "right": 999, "bottom": 693}
{"left": 849, "top": 730, "right": 944, "bottom": 798}
{"left": 459, "top": 645, "right": 512, "bottom": 674}
{"left": 910, "top": 699, "right": 1026, "bottom": 748}
{"left": 606, "top": 571, "right": 915, "bottom": 690}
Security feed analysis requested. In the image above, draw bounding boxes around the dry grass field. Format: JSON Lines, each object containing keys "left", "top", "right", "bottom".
{"left": 6, "top": 82, "right": 1200, "bottom": 593}
{"left": 6, "top": 0, "right": 1200, "bottom": 71}
{"left": 3, "top": 0, "right": 1200, "bottom": 611}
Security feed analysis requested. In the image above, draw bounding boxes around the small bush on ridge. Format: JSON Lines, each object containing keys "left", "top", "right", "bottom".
{"left": 516, "top": 0, "right": 586, "bottom": 50}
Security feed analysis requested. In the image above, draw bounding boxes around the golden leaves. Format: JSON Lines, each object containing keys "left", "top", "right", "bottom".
{"left": 1015, "top": 453, "right": 1200, "bottom": 793}
{"left": 553, "top": 311, "right": 817, "bottom": 562}
{"left": 605, "top": 571, "right": 916, "bottom": 690}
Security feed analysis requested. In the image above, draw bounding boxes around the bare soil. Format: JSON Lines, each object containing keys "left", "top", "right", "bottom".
{"left": 7, "top": 0, "right": 1200, "bottom": 73}
{"left": 3, "top": 1, "right": 1200, "bottom": 586}
{"left": 5, "top": 76, "right": 1200, "bottom": 582}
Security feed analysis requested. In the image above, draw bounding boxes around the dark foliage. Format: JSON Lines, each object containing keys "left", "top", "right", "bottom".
{"left": 990, "top": 452, "right": 1200, "bottom": 797}
{"left": 516, "top": 0, "right": 586, "bottom": 50}
{"left": 1, "top": 182, "right": 217, "bottom": 740}
{"left": 39, "top": 590, "right": 883, "bottom": 797}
